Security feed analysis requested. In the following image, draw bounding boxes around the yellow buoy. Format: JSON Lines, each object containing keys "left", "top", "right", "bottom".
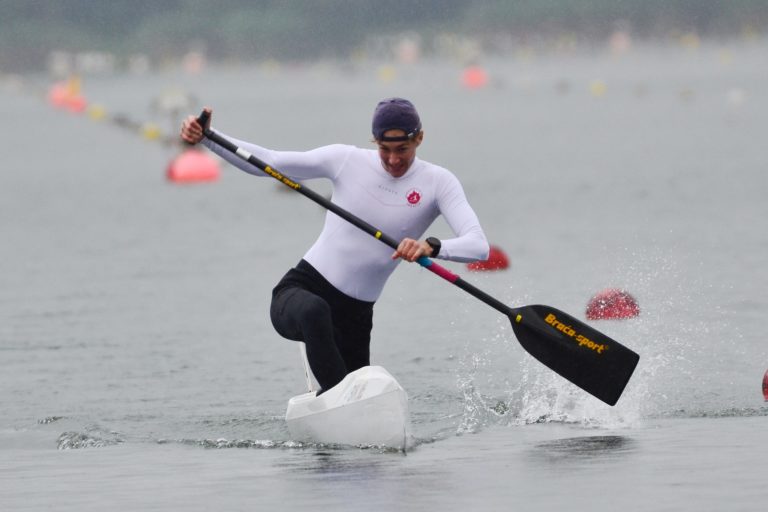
{"left": 589, "top": 79, "right": 607, "bottom": 97}
{"left": 679, "top": 32, "right": 701, "bottom": 50}
{"left": 141, "top": 122, "right": 162, "bottom": 140}
{"left": 377, "top": 65, "right": 397, "bottom": 83}
{"left": 87, "top": 104, "right": 107, "bottom": 121}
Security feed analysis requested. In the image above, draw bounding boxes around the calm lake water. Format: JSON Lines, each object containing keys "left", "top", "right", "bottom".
{"left": 2, "top": 39, "right": 767, "bottom": 510}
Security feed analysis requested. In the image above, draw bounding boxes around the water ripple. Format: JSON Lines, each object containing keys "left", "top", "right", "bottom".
{"left": 162, "top": 437, "right": 407, "bottom": 453}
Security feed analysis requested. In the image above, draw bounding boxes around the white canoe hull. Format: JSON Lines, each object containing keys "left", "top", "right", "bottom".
{"left": 285, "top": 366, "right": 410, "bottom": 449}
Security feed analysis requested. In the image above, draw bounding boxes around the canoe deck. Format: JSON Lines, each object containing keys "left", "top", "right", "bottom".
{"left": 285, "top": 366, "right": 411, "bottom": 449}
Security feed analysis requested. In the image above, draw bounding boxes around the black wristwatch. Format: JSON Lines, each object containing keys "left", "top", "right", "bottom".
{"left": 426, "top": 237, "right": 441, "bottom": 257}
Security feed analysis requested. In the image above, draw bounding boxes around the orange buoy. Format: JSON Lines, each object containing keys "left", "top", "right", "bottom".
{"left": 586, "top": 288, "right": 640, "bottom": 320}
{"left": 462, "top": 65, "right": 489, "bottom": 90}
{"left": 467, "top": 245, "right": 510, "bottom": 271}
{"left": 166, "top": 149, "right": 220, "bottom": 183}
{"left": 763, "top": 369, "right": 768, "bottom": 401}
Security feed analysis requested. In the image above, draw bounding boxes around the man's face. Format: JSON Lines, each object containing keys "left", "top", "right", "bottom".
{"left": 376, "top": 130, "right": 423, "bottom": 178}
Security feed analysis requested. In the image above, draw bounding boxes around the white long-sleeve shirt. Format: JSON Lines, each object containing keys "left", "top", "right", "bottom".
{"left": 203, "top": 132, "right": 489, "bottom": 301}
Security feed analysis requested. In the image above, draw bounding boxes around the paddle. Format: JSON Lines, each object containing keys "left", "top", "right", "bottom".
{"left": 192, "top": 110, "right": 639, "bottom": 406}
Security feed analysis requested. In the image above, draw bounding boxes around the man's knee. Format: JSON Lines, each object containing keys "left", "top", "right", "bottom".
{"left": 298, "top": 295, "right": 332, "bottom": 329}
{"left": 271, "top": 288, "right": 332, "bottom": 340}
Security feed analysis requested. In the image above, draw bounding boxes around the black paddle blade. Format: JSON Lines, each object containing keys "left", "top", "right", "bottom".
{"left": 509, "top": 304, "right": 639, "bottom": 406}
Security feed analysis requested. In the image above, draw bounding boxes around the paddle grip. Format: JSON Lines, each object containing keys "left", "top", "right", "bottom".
{"left": 196, "top": 110, "right": 210, "bottom": 131}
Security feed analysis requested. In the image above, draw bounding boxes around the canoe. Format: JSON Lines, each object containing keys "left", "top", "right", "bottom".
{"left": 285, "top": 365, "right": 411, "bottom": 450}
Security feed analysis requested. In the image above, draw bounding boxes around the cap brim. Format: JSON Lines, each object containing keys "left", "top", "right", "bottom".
{"left": 376, "top": 134, "right": 413, "bottom": 142}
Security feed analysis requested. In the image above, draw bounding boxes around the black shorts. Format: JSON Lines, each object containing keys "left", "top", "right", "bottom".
{"left": 270, "top": 259, "right": 375, "bottom": 374}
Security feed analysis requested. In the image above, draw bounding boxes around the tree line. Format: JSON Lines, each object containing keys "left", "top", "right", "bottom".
{"left": 1, "top": 0, "right": 765, "bottom": 71}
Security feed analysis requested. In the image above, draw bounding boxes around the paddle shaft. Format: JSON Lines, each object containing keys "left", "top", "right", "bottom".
{"left": 198, "top": 117, "right": 512, "bottom": 317}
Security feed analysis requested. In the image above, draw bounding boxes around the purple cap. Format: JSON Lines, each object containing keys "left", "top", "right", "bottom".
{"left": 372, "top": 98, "right": 422, "bottom": 141}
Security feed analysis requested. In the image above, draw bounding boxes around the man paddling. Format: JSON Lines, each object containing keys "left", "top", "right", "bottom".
{"left": 180, "top": 98, "right": 489, "bottom": 393}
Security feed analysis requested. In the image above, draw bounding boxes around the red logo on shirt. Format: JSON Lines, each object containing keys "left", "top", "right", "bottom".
{"left": 406, "top": 188, "right": 422, "bottom": 206}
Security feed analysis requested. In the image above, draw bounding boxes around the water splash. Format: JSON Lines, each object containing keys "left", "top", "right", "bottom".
{"left": 455, "top": 350, "right": 492, "bottom": 434}
{"left": 57, "top": 430, "right": 124, "bottom": 450}
{"left": 510, "top": 355, "right": 639, "bottom": 428}
{"left": 448, "top": 247, "right": 753, "bottom": 431}
{"left": 455, "top": 317, "right": 518, "bottom": 434}
{"left": 593, "top": 245, "right": 756, "bottom": 416}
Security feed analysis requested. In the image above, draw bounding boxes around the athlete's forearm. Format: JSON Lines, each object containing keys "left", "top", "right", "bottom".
{"left": 434, "top": 177, "right": 490, "bottom": 262}
{"left": 438, "top": 221, "right": 489, "bottom": 262}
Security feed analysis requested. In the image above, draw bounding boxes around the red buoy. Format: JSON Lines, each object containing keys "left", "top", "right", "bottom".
{"left": 65, "top": 95, "right": 87, "bottom": 113}
{"left": 47, "top": 83, "right": 69, "bottom": 109}
{"left": 467, "top": 245, "right": 510, "bottom": 271}
{"left": 763, "top": 369, "right": 768, "bottom": 401}
{"left": 462, "top": 65, "right": 489, "bottom": 90}
{"left": 166, "top": 149, "right": 220, "bottom": 183}
{"left": 48, "top": 77, "right": 87, "bottom": 112}
{"left": 586, "top": 288, "right": 640, "bottom": 320}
